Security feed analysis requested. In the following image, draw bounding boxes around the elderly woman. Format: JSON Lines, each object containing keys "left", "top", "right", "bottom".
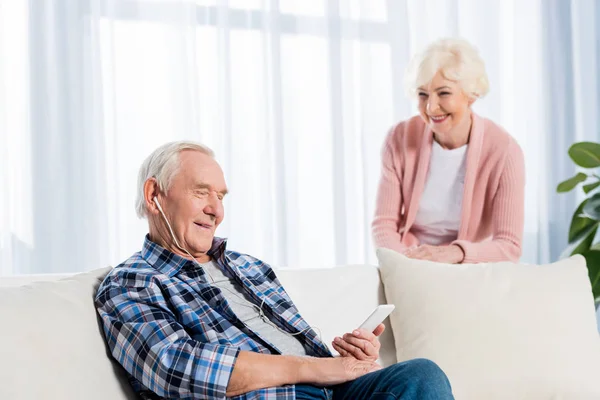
{"left": 372, "top": 38, "right": 525, "bottom": 264}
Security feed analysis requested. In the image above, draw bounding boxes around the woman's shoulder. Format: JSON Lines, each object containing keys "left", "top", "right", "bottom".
{"left": 477, "top": 115, "right": 524, "bottom": 167}
{"left": 385, "top": 115, "right": 426, "bottom": 148}
{"left": 478, "top": 115, "right": 523, "bottom": 154}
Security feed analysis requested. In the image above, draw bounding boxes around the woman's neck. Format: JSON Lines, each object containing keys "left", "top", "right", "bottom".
{"left": 434, "top": 112, "right": 473, "bottom": 150}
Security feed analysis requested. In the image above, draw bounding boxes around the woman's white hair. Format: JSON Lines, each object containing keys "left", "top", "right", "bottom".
{"left": 135, "top": 141, "right": 215, "bottom": 218}
{"left": 404, "top": 38, "right": 489, "bottom": 100}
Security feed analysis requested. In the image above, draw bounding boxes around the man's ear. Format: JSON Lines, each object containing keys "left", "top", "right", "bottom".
{"left": 144, "top": 178, "right": 162, "bottom": 215}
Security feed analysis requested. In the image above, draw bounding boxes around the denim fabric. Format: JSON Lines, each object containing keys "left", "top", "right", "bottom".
{"left": 295, "top": 358, "right": 454, "bottom": 400}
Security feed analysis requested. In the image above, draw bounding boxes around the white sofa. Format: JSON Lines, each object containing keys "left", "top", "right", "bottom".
{"left": 1, "top": 260, "right": 599, "bottom": 400}
{"left": 0, "top": 264, "right": 395, "bottom": 400}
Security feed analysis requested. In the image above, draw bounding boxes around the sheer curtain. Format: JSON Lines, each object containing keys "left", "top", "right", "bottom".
{"left": 0, "top": 0, "right": 597, "bottom": 274}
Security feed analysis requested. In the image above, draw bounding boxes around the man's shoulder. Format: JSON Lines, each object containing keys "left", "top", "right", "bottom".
{"left": 96, "top": 252, "right": 162, "bottom": 296}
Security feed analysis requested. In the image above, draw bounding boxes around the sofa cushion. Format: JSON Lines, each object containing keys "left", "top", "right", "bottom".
{"left": 0, "top": 267, "right": 137, "bottom": 400}
{"left": 377, "top": 248, "right": 600, "bottom": 400}
{"left": 275, "top": 265, "right": 397, "bottom": 367}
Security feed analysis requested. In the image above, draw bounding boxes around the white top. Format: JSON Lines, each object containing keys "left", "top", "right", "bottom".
{"left": 412, "top": 140, "right": 468, "bottom": 246}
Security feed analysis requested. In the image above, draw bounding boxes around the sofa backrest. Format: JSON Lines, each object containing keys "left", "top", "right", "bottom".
{"left": 0, "top": 273, "right": 72, "bottom": 287}
{"left": 276, "top": 264, "right": 397, "bottom": 367}
{"left": 0, "top": 268, "right": 136, "bottom": 400}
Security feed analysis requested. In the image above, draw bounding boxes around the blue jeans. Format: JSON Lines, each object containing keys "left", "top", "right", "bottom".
{"left": 295, "top": 358, "right": 454, "bottom": 400}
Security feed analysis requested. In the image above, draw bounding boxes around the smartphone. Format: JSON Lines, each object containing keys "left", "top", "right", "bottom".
{"left": 358, "top": 304, "right": 396, "bottom": 332}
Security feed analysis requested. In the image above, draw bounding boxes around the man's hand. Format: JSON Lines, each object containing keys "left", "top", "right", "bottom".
{"left": 404, "top": 244, "right": 464, "bottom": 264}
{"left": 227, "top": 351, "right": 381, "bottom": 396}
{"left": 331, "top": 324, "right": 385, "bottom": 362}
{"left": 299, "top": 356, "right": 382, "bottom": 386}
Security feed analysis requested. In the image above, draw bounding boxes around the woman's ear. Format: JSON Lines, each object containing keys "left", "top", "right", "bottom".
{"left": 467, "top": 93, "right": 478, "bottom": 107}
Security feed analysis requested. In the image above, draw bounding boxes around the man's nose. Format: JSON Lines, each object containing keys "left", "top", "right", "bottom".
{"left": 204, "top": 192, "right": 222, "bottom": 219}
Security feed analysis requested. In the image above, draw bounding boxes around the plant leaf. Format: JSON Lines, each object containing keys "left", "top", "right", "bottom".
{"left": 569, "top": 199, "right": 596, "bottom": 242}
{"left": 582, "top": 250, "right": 600, "bottom": 300}
{"left": 557, "top": 172, "right": 588, "bottom": 193}
{"left": 561, "top": 223, "right": 598, "bottom": 258}
{"left": 583, "top": 181, "right": 600, "bottom": 194}
{"left": 583, "top": 193, "right": 600, "bottom": 220}
{"left": 569, "top": 142, "right": 600, "bottom": 168}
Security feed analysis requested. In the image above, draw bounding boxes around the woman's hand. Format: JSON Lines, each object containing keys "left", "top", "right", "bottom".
{"left": 404, "top": 244, "right": 464, "bottom": 264}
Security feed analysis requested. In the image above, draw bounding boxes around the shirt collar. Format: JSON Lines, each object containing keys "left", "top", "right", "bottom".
{"left": 141, "top": 234, "right": 228, "bottom": 276}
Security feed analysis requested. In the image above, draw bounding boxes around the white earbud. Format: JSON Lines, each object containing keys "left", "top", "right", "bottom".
{"left": 153, "top": 196, "right": 163, "bottom": 213}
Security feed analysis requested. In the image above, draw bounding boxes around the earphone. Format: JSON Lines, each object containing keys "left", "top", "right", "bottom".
{"left": 152, "top": 196, "right": 321, "bottom": 341}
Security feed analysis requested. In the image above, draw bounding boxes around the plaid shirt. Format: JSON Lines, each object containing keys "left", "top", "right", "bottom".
{"left": 95, "top": 236, "right": 332, "bottom": 399}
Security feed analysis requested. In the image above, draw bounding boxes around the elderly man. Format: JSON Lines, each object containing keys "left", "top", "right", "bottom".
{"left": 95, "top": 141, "right": 454, "bottom": 400}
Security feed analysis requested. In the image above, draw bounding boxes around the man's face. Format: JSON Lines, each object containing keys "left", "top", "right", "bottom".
{"left": 158, "top": 150, "right": 227, "bottom": 258}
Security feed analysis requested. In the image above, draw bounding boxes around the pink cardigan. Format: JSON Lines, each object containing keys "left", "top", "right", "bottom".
{"left": 372, "top": 113, "right": 525, "bottom": 263}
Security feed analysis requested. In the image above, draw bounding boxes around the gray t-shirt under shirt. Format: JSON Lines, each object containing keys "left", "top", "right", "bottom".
{"left": 201, "top": 260, "right": 308, "bottom": 357}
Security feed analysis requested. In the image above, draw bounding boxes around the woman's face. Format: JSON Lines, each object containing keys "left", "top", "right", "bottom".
{"left": 417, "top": 71, "right": 473, "bottom": 138}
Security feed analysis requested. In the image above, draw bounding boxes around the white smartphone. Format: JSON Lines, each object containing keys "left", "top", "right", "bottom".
{"left": 358, "top": 304, "right": 396, "bottom": 332}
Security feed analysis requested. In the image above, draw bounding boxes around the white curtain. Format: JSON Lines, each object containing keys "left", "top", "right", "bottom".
{"left": 0, "top": 0, "right": 598, "bottom": 274}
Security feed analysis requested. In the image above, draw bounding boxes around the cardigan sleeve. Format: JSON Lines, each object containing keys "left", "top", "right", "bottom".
{"left": 372, "top": 128, "right": 408, "bottom": 254}
{"left": 452, "top": 140, "right": 525, "bottom": 263}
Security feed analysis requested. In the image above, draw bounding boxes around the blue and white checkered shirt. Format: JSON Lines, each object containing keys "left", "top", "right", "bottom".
{"left": 95, "top": 235, "right": 332, "bottom": 399}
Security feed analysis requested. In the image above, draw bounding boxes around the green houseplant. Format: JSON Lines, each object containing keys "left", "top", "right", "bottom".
{"left": 557, "top": 142, "right": 600, "bottom": 309}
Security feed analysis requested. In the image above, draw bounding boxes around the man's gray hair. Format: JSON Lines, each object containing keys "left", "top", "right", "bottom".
{"left": 135, "top": 141, "right": 215, "bottom": 218}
